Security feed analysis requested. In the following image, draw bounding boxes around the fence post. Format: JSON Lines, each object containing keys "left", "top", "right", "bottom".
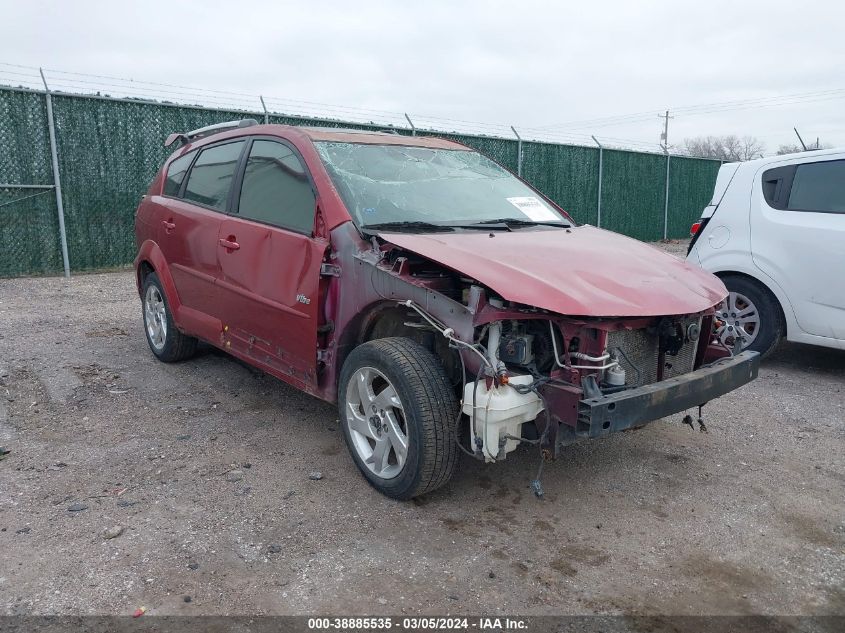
{"left": 591, "top": 136, "right": 603, "bottom": 228}
{"left": 510, "top": 126, "right": 523, "bottom": 177}
{"left": 39, "top": 68, "right": 71, "bottom": 278}
{"left": 663, "top": 153, "right": 671, "bottom": 240}
{"left": 259, "top": 95, "right": 269, "bottom": 124}
{"left": 404, "top": 113, "right": 416, "bottom": 136}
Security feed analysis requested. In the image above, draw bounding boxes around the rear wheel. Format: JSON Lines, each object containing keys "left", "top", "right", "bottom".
{"left": 717, "top": 275, "right": 783, "bottom": 358}
{"left": 338, "top": 337, "right": 459, "bottom": 500}
{"left": 142, "top": 272, "right": 197, "bottom": 362}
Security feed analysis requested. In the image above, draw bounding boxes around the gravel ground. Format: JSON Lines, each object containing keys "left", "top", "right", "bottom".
{"left": 0, "top": 242, "right": 843, "bottom": 618}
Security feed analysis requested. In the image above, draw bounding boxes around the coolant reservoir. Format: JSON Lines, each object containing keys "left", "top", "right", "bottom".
{"left": 462, "top": 374, "right": 544, "bottom": 462}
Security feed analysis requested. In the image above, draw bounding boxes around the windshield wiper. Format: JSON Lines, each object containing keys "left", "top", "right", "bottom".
{"left": 468, "top": 217, "right": 570, "bottom": 228}
{"left": 361, "top": 221, "right": 455, "bottom": 234}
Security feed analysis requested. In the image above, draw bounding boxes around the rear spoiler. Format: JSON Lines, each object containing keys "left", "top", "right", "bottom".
{"left": 164, "top": 118, "right": 259, "bottom": 148}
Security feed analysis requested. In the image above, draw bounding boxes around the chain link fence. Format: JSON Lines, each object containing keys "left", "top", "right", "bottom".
{"left": 0, "top": 85, "right": 720, "bottom": 278}
{"left": 0, "top": 89, "right": 64, "bottom": 276}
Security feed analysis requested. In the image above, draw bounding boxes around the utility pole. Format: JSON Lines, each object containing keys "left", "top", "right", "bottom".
{"left": 658, "top": 109, "right": 673, "bottom": 153}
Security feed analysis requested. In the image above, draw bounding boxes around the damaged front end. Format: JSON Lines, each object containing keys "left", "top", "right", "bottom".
{"left": 436, "top": 285, "right": 759, "bottom": 463}
{"left": 326, "top": 223, "right": 758, "bottom": 461}
{"left": 319, "top": 222, "right": 759, "bottom": 491}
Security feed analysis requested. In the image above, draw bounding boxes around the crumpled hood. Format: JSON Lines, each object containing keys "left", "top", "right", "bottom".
{"left": 378, "top": 225, "right": 727, "bottom": 317}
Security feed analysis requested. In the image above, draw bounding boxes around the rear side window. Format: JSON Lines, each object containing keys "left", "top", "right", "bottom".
{"left": 237, "top": 140, "right": 315, "bottom": 233}
{"left": 787, "top": 160, "right": 845, "bottom": 213}
{"left": 183, "top": 141, "right": 246, "bottom": 211}
{"left": 761, "top": 165, "right": 794, "bottom": 209}
{"left": 762, "top": 159, "right": 845, "bottom": 213}
{"left": 163, "top": 152, "right": 195, "bottom": 197}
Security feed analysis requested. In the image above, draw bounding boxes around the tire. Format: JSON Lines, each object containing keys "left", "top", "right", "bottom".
{"left": 338, "top": 337, "right": 459, "bottom": 500}
{"left": 717, "top": 275, "right": 783, "bottom": 358}
{"left": 141, "top": 272, "right": 197, "bottom": 362}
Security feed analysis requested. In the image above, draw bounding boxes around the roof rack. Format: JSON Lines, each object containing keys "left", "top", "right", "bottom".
{"left": 302, "top": 126, "right": 401, "bottom": 135}
{"left": 164, "top": 118, "right": 259, "bottom": 148}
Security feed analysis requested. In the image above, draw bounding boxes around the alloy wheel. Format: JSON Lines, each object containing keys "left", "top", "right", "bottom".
{"left": 144, "top": 284, "right": 168, "bottom": 351}
{"left": 344, "top": 366, "right": 409, "bottom": 479}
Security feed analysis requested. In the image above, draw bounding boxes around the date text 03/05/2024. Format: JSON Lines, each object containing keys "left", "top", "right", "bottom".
{"left": 307, "top": 616, "right": 528, "bottom": 630}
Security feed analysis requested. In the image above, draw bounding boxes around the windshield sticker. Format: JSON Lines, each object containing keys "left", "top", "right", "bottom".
{"left": 506, "top": 196, "right": 559, "bottom": 221}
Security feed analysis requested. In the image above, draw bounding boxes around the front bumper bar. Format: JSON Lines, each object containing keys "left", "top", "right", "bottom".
{"left": 577, "top": 351, "right": 760, "bottom": 439}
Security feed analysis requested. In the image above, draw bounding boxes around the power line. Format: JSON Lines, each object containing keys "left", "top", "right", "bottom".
{"left": 538, "top": 87, "right": 845, "bottom": 131}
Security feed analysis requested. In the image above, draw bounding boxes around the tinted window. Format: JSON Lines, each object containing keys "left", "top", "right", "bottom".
{"left": 183, "top": 141, "right": 245, "bottom": 211}
{"left": 761, "top": 165, "right": 794, "bottom": 210}
{"left": 163, "top": 152, "right": 195, "bottom": 197}
{"left": 787, "top": 160, "right": 845, "bottom": 213}
{"left": 237, "top": 140, "right": 315, "bottom": 233}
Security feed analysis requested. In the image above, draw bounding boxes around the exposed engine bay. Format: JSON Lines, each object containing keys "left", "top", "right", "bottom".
{"left": 403, "top": 296, "right": 711, "bottom": 464}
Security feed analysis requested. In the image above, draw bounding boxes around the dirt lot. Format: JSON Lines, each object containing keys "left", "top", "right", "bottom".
{"left": 1, "top": 241, "right": 843, "bottom": 617}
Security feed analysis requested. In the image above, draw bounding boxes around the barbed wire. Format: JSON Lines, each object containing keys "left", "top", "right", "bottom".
{"left": 0, "top": 62, "right": 672, "bottom": 153}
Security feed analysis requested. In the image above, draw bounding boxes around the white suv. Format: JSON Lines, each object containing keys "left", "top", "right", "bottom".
{"left": 687, "top": 148, "right": 845, "bottom": 357}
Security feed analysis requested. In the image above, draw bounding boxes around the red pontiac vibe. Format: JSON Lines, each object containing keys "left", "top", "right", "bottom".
{"left": 134, "top": 120, "right": 759, "bottom": 499}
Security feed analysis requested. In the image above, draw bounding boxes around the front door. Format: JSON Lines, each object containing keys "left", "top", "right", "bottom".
{"left": 215, "top": 138, "right": 326, "bottom": 388}
{"left": 751, "top": 157, "right": 845, "bottom": 341}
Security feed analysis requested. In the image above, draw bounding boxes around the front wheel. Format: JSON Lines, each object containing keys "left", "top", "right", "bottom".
{"left": 717, "top": 275, "right": 783, "bottom": 358}
{"left": 338, "top": 337, "right": 459, "bottom": 500}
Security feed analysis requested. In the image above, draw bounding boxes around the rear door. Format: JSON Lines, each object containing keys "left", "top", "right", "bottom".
{"left": 216, "top": 138, "right": 327, "bottom": 387}
{"left": 751, "top": 156, "right": 845, "bottom": 340}
{"left": 158, "top": 140, "right": 246, "bottom": 318}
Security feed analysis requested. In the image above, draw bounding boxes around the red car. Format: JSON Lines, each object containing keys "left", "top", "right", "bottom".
{"left": 134, "top": 120, "right": 759, "bottom": 499}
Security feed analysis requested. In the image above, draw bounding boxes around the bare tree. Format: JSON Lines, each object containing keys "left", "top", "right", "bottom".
{"left": 683, "top": 135, "right": 766, "bottom": 161}
{"left": 776, "top": 140, "right": 833, "bottom": 155}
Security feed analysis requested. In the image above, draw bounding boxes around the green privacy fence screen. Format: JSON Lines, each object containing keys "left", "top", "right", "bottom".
{"left": 0, "top": 86, "right": 720, "bottom": 277}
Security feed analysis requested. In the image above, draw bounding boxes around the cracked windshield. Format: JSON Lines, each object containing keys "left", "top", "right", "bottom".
{"left": 314, "top": 142, "right": 570, "bottom": 230}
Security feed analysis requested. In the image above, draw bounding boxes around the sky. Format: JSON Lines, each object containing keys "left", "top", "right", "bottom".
{"left": 1, "top": 0, "right": 843, "bottom": 155}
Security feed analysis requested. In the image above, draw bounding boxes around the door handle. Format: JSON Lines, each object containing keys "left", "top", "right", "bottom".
{"left": 162, "top": 219, "right": 176, "bottom": 233}
{"left": 218, "top": 237, "right": 240, "bottom": 251}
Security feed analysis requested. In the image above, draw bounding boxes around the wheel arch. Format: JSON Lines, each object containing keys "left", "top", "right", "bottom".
{"left": 137, "top": 260, "right": 154, "bottom": 293}
{"left": 333, "top": 300, "right": 462, "bottom": 393}
{"left": 133, "top": 240, "right": 182, "bottom": 316}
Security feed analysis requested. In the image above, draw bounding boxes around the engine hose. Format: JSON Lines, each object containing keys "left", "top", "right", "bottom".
{"left": 452, "top": 346, "right": 483, "bottom": 459}
{"left": 472, "top": 361, "right": 488, "bottom": 459}
{"left": 400, "top": 300, "right": 491, "bottom": 370}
